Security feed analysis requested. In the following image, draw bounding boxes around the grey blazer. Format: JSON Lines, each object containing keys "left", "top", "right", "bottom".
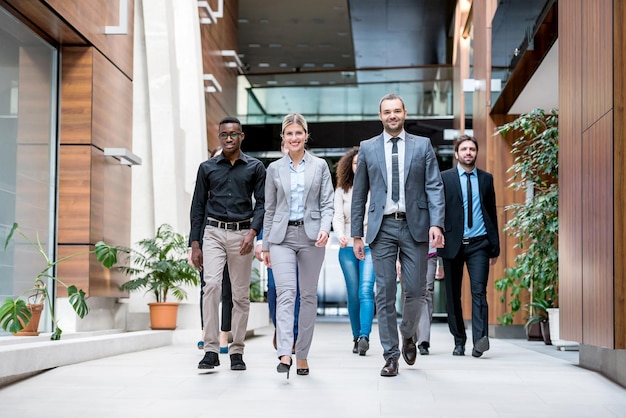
{"left": 262, "top": 151, "right": 335, "bottom": 250}
{"left": 351, "top": 133, "right": 444, "bottom": 244}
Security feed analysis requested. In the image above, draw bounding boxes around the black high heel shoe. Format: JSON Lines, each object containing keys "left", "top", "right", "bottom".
{"left": 277, "top": 358, "right": 292, "bottom": 379}
{"left": 296, "top": 359, "right": 309, "bottom": 376}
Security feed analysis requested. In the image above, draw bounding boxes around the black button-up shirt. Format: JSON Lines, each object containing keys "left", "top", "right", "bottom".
{"left": 189, "top": 152, "right": 265, "bottom": 243}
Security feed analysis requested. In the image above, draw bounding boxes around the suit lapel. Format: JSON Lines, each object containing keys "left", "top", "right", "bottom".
{"left": 404, "top": 134, "right": 415, "bottom": 182}
{"left": 303, "top": 151, "right": 314, "bottom": 201}
{"left": 374, "top": 135, "right": 388, "bottom": 187}
{"left": 279, "top": 155, "right": 291, "bottom": 201}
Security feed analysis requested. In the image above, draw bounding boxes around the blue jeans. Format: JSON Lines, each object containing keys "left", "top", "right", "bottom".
{"left": 338, "top": 246, "right": 375, "bottom": 339}
{"left": 267, "top": 266, "right": 300, "bottom": 338}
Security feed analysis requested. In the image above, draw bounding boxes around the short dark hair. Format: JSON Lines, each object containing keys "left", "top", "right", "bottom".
{"left": 454, "top": 134, "right": 478, "bottom": 153}
{"left": 218, "top": 116, "right": 242, "bottom": 129}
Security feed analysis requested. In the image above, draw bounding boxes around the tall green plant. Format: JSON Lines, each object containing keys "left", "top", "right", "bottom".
{"left": 495, "top": 108, "right": 559, "bottom": 325}
{"left": 117, "top": 224, "right": 199, "bottom": 302}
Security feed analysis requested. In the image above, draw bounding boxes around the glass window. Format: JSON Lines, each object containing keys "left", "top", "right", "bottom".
{"left": 0, "top": 7, "right": 58, "bottom": 334}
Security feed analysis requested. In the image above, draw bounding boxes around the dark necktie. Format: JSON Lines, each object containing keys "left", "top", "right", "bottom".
{"left": 391, "top": 137, "right": 399, "bottom": 203}
{"left": 464, "top": 171, "right": 473, "bottom": 228}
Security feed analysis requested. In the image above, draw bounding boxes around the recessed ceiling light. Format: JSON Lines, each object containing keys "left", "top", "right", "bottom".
{"left": 279, "top": 63, "right": 288, "bottom": 68}
{"left": 259, "top": 19, "right": 269, "bottom": 24}
{"left": 267, "top": 80, "right": 278, "bottom": 85}
{"left": 341, "top": 54, "right": 351, "bottom": 58}
{"left": 308, "top": 81, "right": 321, "bottom": 85}
{"left": 269, "top": 43, "right": 282, "bottom": 48}
{"left": 337, "top": 32, "right": 347, "bottom": 36}
{"left": 248, "top": 43, "right": 261, "bottom": 48}
{"left": 323, "top": 63, "right": 335, "bottom": 68}
{"left": 258, "top": 63, "right": 270, "bottom": 67}
{"left": 303, "top": 63, "right": 315, "bottom": 68}
{"left": 239, "top": 18, "right": 249, "bottom": 23}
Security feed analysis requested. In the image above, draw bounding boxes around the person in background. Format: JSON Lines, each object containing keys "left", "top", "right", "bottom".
{"left": 438, "top": 134, "right": 500, "bottom": 358}
{"left": 333, "top": 146, "right": 375, "bottom": 356}
{"left": 351, "top": 93, "right": 445, "bottom": 377}
{"left": 262, "top": 113, "right": 334, "bottom": 378}
{"left": 190, "top": 116, "right": 265, "bottom": 371}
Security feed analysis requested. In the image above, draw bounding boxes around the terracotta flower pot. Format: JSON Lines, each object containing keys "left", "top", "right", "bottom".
{"left": 14, "top": 303, "right": 44, "bottom": 336}
{"left": 148, "top": 302, "right": 179, "bottom": 330}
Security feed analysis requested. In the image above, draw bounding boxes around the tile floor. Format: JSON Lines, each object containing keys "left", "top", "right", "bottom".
{"left": 1, "top": 321, "right": 625, "bottom": 418}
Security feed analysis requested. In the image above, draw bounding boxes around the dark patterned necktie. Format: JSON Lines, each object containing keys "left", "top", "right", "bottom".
{"left": 464, "top": 171, "right": 473, "bottom": 228}
{"left": 391, "top": 137, "right": 399, "bottom": 202}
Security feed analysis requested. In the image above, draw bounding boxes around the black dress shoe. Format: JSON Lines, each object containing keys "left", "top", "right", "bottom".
{"left": 472, "top": 336, "right": 490, "bottom": 358}
{"left": 452, "top": 344, "right": 465, "bottom": 356}
{"left": 198, "top": 351, "right": 220, "bottom": 369}
{"left": 402, "top": 337, "right": 417, "bottom": 365}
{"left": 230, "top": 353, "right": 246, "bottom": 370}
{"left": 380, "top": 357, "right": 399, "bottom": 376}
{"left": 418, "top": 341, "right": 430, "bottom": 355}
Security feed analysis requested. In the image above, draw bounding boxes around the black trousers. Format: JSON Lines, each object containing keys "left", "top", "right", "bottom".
{"left": 443, "top": 238, "right": 490, "bottom": 347}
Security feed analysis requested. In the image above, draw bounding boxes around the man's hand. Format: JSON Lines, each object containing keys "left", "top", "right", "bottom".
{"left": 239, "top": 230, "right": 256, "bottom": 255}
{"left": 429, "top": 226, "right": 444, "bottom": 248}
{"left": 353, "top": 237, "right": 365, "bottom": 260}
{"left": 190, "top": 245, "right": 203, "bottom": 270}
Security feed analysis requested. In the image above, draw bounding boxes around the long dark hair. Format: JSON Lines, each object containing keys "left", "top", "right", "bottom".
{"left": 336, "top": 146, "right": 359, "bottom": 193}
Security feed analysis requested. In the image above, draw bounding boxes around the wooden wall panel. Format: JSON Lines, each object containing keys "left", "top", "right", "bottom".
{"left": 614, "top": 0, "right": 626, "bottom": 350}
{"left": 582, "top": 112, "right": 614, "bottom": 348}
{"left": 92, "top": 50, "right": 133, "bottom": 150}
{"left": 58, "top": 146, "right": 91, "bottom": 244}
{"left": 60, "top": 47, "right": 93, "bottom": 145}
{"left": 200, "top": 0, "right": 239, "bottom": 152}
{"left": 581, "top": 0, "right": 613, "bottom": 130}
{"left": 558, "top": 0, "right": 584, "bottom": 342}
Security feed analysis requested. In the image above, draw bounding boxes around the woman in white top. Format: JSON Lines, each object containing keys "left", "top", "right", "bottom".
{"left": 333, "top": 147, "right": 375, "bottom": 356}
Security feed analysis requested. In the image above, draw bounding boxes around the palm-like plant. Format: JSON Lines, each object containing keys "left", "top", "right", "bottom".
{"left": 117, "top": 224, "right": 199, "bottom": 302}
{"left": 0, "top": 222, "right": 118, "bottom": 340}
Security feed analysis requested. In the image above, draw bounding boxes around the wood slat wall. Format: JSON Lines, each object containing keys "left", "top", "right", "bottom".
{"left": 615, "top": 0, "right": 626, "bottom": 350}
{"left": 200, "top": 0, "right": 239, "bottom": 152}
{"left": 558, "top": 0, "right": 583, "bottom": 343}
{"left": 559, "top": 0, "right": 623, "bottom": 349}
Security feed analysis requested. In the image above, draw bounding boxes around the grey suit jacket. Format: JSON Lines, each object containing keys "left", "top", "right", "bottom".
{"left": 262, "top": 151, "right": 335, "bottom": 250}
{"left": 351, "top": 133, "right": 444, "bottom": 244}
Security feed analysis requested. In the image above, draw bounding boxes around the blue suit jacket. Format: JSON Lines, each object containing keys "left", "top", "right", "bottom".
{"left": 351, "top": 132, "right": 444, "bottom": 243}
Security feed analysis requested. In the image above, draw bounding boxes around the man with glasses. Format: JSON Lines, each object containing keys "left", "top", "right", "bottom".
{"left": 190, "top": 116, "right": 266, "bottom": 371}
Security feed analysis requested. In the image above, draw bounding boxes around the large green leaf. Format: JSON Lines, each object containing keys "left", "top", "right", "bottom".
{"left": 0, "top": 298, "right": 32, "bottom": 334}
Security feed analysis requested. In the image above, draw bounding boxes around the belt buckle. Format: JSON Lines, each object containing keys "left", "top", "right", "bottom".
{"left": 462, "top": 238, "right": 470, "bottom": 245}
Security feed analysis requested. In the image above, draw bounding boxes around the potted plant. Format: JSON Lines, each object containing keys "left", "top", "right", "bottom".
{"left": 116, "top": 223, "right": 200, "bottom": 330}
{"left": 494, "top": 108, "right": 559, "bottom": 330}
{"left": 0, "top": 222, "right": 118, "bottom": 340}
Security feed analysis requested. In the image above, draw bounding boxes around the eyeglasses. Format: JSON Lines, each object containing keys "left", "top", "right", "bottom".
{"left": 219, "top": 132, "right": 242, "bottom": 139}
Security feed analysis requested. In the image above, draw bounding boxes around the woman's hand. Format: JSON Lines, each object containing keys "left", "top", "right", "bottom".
{"left": 338, "top": 235, "right": 348, "bottom": 248}
{"left": 315, "top": 231, "right": 329, "bottom": 247}
{"left": 262, "top": 250, "right": 271, "bottom": 268}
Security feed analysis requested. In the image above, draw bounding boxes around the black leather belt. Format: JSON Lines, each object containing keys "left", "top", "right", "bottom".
{"left": 462, "top": 235, "right": 487, "bottom": 245}
{"left": 383, "top": 212, "right": 406, "bottom": 220}
{"left": 288, "top": 220, "right": 304, "bottom": 226}
{"left": 207, "top": 220, "right": 251, "bottom": 231}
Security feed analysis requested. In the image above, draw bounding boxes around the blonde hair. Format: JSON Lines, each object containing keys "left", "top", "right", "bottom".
{"left": 281, "top": 113, "right": 309, "bottom": 138}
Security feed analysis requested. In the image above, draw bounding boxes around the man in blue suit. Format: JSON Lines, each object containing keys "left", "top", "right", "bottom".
{"left": 352, "top": 93, "right": 445, "bottom": 376}
{"left": 437, "top": 135, "right": 500, "bottom": 358}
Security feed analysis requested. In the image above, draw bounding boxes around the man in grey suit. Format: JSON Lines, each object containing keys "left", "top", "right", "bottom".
{"left": 352, "top": 93, "right": 445, "bottom": 376}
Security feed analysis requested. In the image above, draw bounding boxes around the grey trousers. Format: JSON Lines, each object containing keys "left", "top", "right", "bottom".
{"left": 415, "top": 255, "right": 436, "bottom": 345}
{"left": 369, "top": 217, "right": 427, "bottom": 360}
{"left": 269, "top": 224, "right": 325, "bottom": 359}
{"left": 202, "top": 225, "right": 253, "bottom": 355}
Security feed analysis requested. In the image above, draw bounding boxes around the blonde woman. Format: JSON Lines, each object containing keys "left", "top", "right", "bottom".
{"left": 262, "top": 113, "right": 334, "bottom": 378}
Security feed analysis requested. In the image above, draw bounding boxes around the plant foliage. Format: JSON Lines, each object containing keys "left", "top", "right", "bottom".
{"left": 1, "top": 222, "right": 118, "bottom": 339}
{"left": 494, "top": 108, "right": 559, "bottom": 325}
{"left": 117, "top": 224, "right": 200, "bottom": 303}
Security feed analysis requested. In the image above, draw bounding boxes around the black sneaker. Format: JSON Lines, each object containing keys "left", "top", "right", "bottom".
{"left": 230, "top": 353, "right": 247, "bottom": 370}
{"left": 198, "top": 351, "right": 220, "bottom": 369}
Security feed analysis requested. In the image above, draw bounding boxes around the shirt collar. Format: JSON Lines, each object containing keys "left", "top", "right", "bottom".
{"left": 383, "top": 130, "right": 406, "bottom": 142}
{"left": 456, "top": 165, "right": 477, "bottom": 177}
